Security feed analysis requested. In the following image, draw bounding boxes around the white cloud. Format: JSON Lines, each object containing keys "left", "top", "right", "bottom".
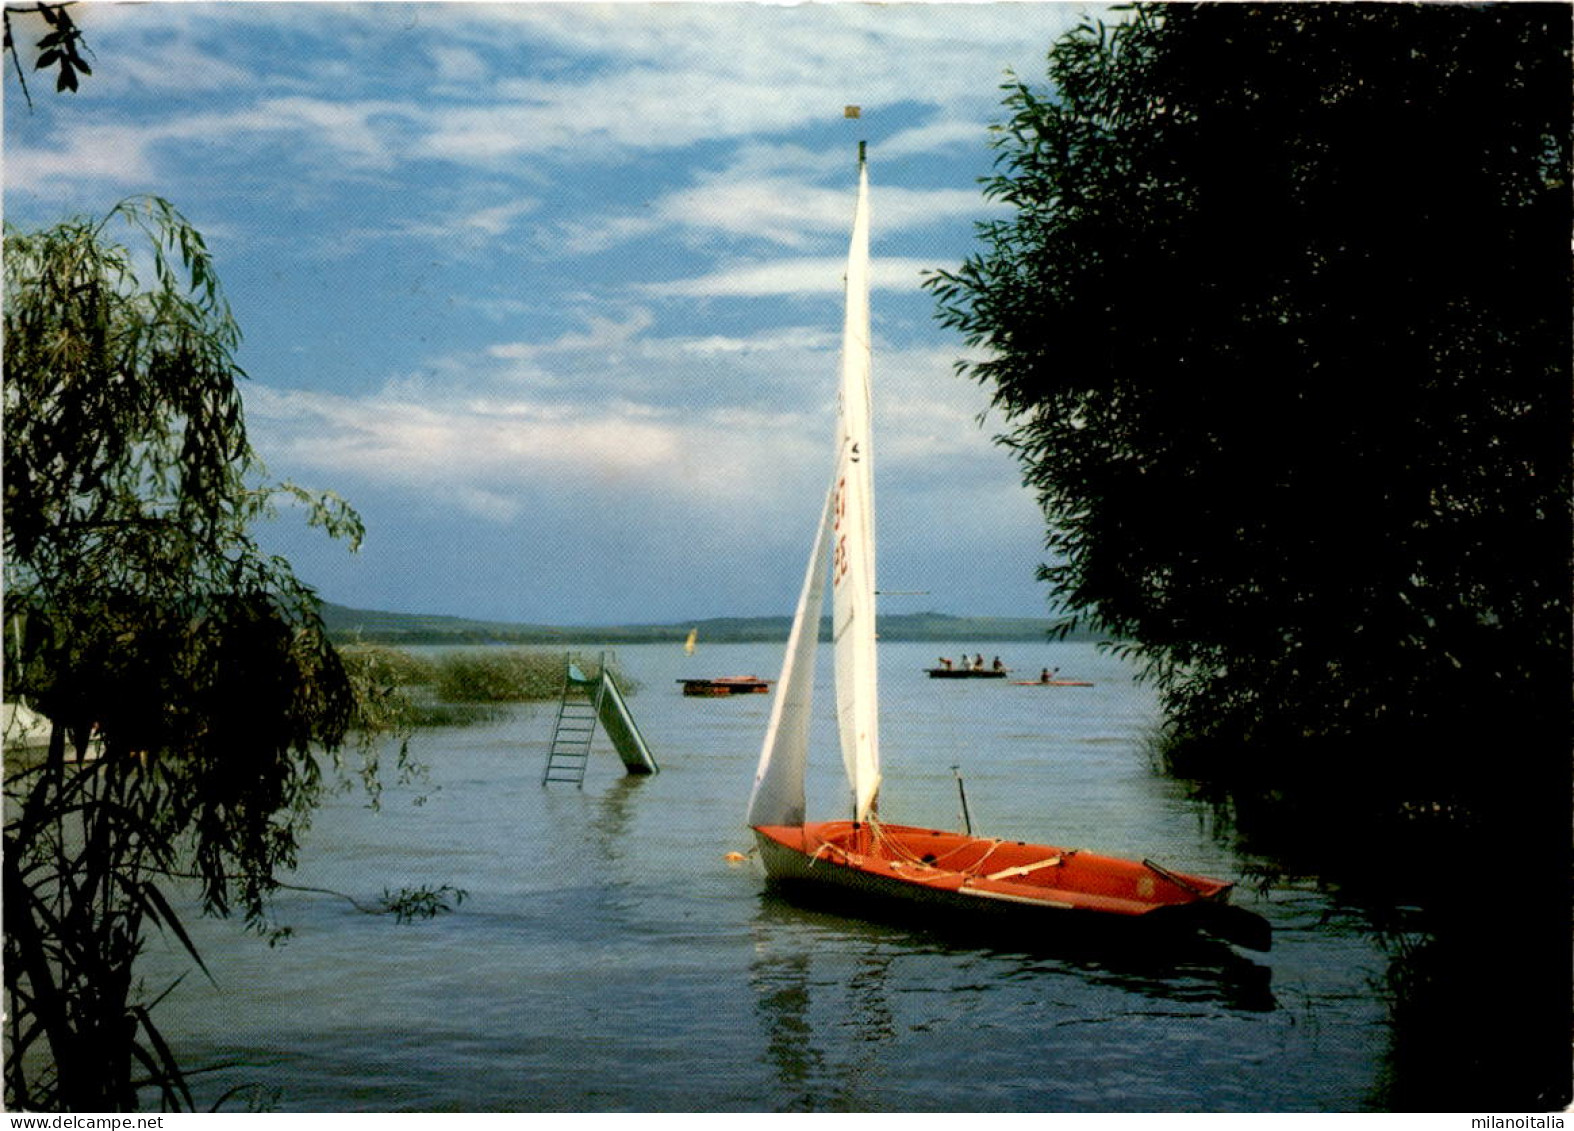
{"left": 243, "top": 381, "right": 825, "bottom": 527}
{"left": 353, "top": 5, "right": 1092, "bottom": 168}
{"left": 2, "top": 124, "right": 159, "bottom": 186}
{"left": 6, "top": 1, "right": 1048, "bottom": 254}
{"left": 239, "top": 96, "right": 409, "bottom": 170}
{"left": 398, "top": 197, "right": 542, "bottom": 245}
{"left": 29, "top": 3, "right": 254, "bottom": 94}
{"left": 878, "top": 117, "right": 998, "bottom": 160}
{"left": 428, "top": 44, "right": 490, "bottom": 87}
{"left": 544, "top": 150, "right": 1000, "bottom": 258}
{"left": 244, "top": 308, "right": 1007, "bottom": 518}
{"left": 6, "top": 97, "right": 416, "bottom": 195}
{"left": 642, "top": 256, "right": 939, "bottom": 299}
{"left": 486, "top": 308, "right": 656, "bottom": 363}
{"left": 653, "top": 176, "right": 985, "bottom": 249}
{"left": 655, "top": 176, "right": 854, "bottom": 250}
{"left": 19, "top": 2, "right": 1098, "bottom": 187}
{"left": 655, "top": 326, "right": 836, "bottom": 359}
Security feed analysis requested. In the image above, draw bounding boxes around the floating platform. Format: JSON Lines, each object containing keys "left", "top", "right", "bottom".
{"left": 678, "top": 676, "right": 772, "bottom": 697}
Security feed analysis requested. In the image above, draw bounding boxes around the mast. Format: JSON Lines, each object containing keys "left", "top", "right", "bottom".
{"left": 746, "top": 139, "right": 880, "bottom": 830}
{"left": 832, "top": 141, "right": 880, "bottom": 822}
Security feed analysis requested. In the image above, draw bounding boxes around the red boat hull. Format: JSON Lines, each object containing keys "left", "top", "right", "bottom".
{"left": 752, "top": 820, "right": 1269, "bottom": 951}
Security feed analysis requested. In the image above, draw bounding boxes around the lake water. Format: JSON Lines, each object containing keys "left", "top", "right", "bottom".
{"left": 142, "top": 641, "right": 1397, "bottom": 1112}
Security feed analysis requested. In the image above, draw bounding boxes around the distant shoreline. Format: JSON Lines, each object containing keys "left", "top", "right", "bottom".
{"left": 319, "top": 601, "right": 1109, "bottom": 646}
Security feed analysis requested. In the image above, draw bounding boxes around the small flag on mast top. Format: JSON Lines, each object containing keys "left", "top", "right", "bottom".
{"left": 844, "top": 105, "right": 861, "bottom": 119}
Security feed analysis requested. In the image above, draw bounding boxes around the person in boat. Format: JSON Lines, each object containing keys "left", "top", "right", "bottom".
{"left": 938, "top": 657, "right": 953, "bottom": 670}
{"left": 972, "top": 653, "right": 985, "bottom": 671}
{"left": 992, "top": 656, "right": 1004, "bottom": 672}
{"left": 1040, "top": 668, "right": 1051, "bottom": 683}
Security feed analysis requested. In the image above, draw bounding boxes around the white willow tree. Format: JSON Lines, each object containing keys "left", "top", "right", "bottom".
{"left": 3, "top": 199, "right": 385, "bottom": 1110}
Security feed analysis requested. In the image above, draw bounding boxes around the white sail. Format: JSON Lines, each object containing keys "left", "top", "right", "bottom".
{"left": 746, "top": 476, "right": 836, "bottom": 828}
{"left": 748, "top": 143, "right": 881, "bottom": 830}
{"left": 831, "top": 146, "right": 881, "bottom": 821}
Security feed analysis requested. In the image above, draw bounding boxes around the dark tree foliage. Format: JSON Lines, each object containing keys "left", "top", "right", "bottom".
{"left": 930, "top": 3, "right": 1570, "bottom": 829}
{"left": 932, "top": 6, "right": 1571, "bottom": 1108}
{"left": 2, "top": 200, "right": 375, "bottom": 1110}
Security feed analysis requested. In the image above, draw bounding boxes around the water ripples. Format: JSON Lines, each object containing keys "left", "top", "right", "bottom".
{"left": 138, "top": 641, "right": 1391, "bottom": 1111}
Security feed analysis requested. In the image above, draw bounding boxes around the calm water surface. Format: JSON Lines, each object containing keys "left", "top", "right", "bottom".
{"left": 143, "top": 642, "right": 1392, "bottom": 1111}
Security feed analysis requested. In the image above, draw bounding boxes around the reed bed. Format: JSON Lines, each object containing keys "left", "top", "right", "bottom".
{"left": 339, "top": 646, "right": 636, "bottom": 728}
{"left": 431, "top": 651, "right": 565, "bottom": 702}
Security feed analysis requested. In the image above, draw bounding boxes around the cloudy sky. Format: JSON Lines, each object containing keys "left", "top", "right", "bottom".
{"left": 5, "top": 1, "right": 1106, "bottom": 626}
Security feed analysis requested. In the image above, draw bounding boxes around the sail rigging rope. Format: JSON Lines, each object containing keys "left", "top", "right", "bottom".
{"left": 863, "top": 814, "right": 1008, "bottom": 878}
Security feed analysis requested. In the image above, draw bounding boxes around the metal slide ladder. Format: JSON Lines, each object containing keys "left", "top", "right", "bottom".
{"left": 541, "top": 659, "right": 604, "bottom": 787}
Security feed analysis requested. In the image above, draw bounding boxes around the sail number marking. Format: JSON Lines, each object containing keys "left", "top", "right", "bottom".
{"left": 832, "top": 475, "right": 849, "bottom": 587}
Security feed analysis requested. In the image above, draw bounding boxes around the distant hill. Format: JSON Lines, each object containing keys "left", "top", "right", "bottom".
{"left": 318, "top": 602, "right": 1105, "bottom": 646}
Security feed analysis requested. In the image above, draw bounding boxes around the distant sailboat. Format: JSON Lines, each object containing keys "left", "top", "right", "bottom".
{"left": 745, "top": 142, "right": 1269, "bottom": 953}
{"left": 684, "top": 628, "right": 698, "bottom": 656}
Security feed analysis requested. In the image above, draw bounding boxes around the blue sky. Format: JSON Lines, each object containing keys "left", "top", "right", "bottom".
{"left": 5, "top": 1, "right": 1105, "bottom": 626}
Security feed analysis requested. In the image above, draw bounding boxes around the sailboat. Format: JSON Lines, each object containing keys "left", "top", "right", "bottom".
{"left": 745, "top": 143, "right": 1270, "bottom": 954}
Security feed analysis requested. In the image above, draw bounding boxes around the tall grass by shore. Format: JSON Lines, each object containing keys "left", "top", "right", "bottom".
{"left": 340, "top": 646, "right": 636, "bottom": 728}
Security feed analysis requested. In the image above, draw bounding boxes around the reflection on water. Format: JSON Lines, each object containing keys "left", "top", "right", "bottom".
{"left": 748, "top": 899, "right": 903, "bottom": 1112}
{"left": 752, "top": 950, "right": 824, "bottom": 1111}
{"left": 590, "top": 774, "right": 649, "bottom": 860}
{"left": 746, "top": 889, "right": 1280, "bottom": 1111}
{"left": 753, "top": 861, "right": 1281, "bottom": 1001}
{"left": 748, "top": 921, "right": 900, "bottom": 1111}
